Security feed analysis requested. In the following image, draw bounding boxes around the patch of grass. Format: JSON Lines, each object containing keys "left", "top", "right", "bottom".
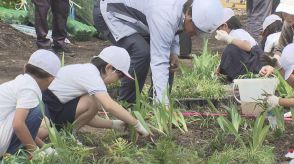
{"left": 3, "top": 129, "right": 94, "bottom": 164}
{"left": 99, "top": 138, "right": 150, "bottom": 164}
{"left": 150, "top": 137, "right": 202, "bottom": 164}
{"left": 173, "top": 39, "right": 225, "bottom": 99}
{"left": 208, "top": 145, "right": 275, "bottom": 164}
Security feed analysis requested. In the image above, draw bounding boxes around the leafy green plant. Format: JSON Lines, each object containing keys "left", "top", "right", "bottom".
{"left": 173, "top": 39, "right": 225, "bottom": 99}
{"left": 129, "top": 74, "right": 187, "bottom": 138}
{"left": 150, "top": 137, "right": 202, "bottom": 164}
{"left": 100, "top": 138, "right": 148, "bottom": 164}
{"left": 249, "top": 114, "right": 270, "bottom": 152}
{"left": 148, "top": 99, "right": 188, "bottom": 137}
{"left": 217, "top": 104, "right": 270, "bottom": 153}
{"left": 217, "top": 106, "right": 245, "bottom": 147}
{"left": 275, "top": 70, "right": 294, "bottom": 98}
{"left": 237, "top": 62, "right": 261, "bottom": 79}
{"left": 208, "top": 145, "right": 275, "bottom": 164}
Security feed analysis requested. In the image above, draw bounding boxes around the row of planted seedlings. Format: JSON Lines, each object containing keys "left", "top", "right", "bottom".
{"left": 3, "top": 44, "right": 294, "bottom": 163}
{"left": 173, "top": 39, "right": 232, "bottom": 111}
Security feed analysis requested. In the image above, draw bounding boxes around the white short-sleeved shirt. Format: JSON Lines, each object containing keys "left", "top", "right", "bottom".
{"left": 229, "top": 29, "right": 257, "bottom": 48}
{"left": 49, "top": 64, "right": 107, "bottom": 104}
{"left": 0, "top": 74, "right": 41, "bottom": 156}
{"left": 264, "top": 32, "right": 281, "bottom": 53}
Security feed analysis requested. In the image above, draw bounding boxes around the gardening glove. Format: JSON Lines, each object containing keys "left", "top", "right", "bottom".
{"left": 112, "top": 120, "right": 127, "bottom": 133}
{"left": 266, "top": 95, "right": 280, "bottom": 109}
{"left": 134, "top": 121, "right": 150, "bottom": 137}
{"left": 215, "top": 30, "right": 234, "bottom": 44}
{"left": 42, "top": 147, "right": 58, "bottom": 156}
{"left": 260, "top": 55, "right": 278, "bottom": 67}
{"left": 31, "top": 147, "right": 57, "bottom": 159}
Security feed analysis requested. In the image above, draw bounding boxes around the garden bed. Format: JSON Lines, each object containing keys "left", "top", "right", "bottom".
{"left": 77, "top": 119, "right": 294, "bottom": 163}
{"left": 176, "top": 95, "right": 236, "bottom": 109}
{"left": 2, "top": 17, "right": 294, "bottom": 163}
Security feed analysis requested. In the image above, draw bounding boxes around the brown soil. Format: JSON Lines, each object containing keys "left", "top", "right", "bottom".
{"left": 268, "top": 123, "right": 294, "bottom": 162}
{"left": 0, "top": 22, "right": 111, "bottom": 83}
{"left": 0, "top": 21, "right": 225, "bottom": 83}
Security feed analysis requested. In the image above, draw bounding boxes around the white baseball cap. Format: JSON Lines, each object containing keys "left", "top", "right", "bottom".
{"left": 280, "top": 43, "right": 294, "bottom": 80}
{"left": 98, "top": 46, "right": 134, "bottom": 80}
{"left": 28, "top": 49, "right": 61, "bottom": 77}
{"left": 218, "top": 8, "right": 235, "bottom": 28}
{"left": 192, "top": 0, "right": 224, "bottom": 33}
{"left": 262, "top": 14, "right": 282, "bottom": 32}
{"left": 276, "top": 0, "right": 294, "bottom": 15}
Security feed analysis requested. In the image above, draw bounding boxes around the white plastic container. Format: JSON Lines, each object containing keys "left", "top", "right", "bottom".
{"left": 233, "top": 78, "right": 279, "bottom": 103}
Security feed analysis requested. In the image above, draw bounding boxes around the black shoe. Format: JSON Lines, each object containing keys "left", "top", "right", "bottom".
{"left": 52, "top": 45, "right": 74, "bottom": 55}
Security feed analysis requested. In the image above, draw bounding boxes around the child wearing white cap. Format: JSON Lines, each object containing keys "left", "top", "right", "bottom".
{"left": 260, "top": 14, "right": 283, "bottom": 54}
{"left": 214, "top": 8, "right": 264, "bottom": 81}
{"left": 266, "top": 43, "right": 294, "bottom": 108}
{"left": 260, "top": 0, "right": 294, "bottom": 77}
{"left": 36, "top": 46, "right": 150, "bottom": 147}
{"left": 0, "top": 50, "right": 61, "bottom": 157}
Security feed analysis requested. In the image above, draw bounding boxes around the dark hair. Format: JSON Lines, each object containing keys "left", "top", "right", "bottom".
{"left": 24, "top": 64, "right": 52, "bottom": 79}
{"left": 183, "top": 0, "right": 193, "bottom": 16}
{"left": 226, "top": 16, "right": 242, "bottom": 30}
{"left": 91, "top": 57, "right": 109, "bottom": 74}
{"left": 91, "top": 57, "right": 124, "bottom": 78}
{"left": 263, "top": 20, "right": 283, "bottom": 37}
{"left": 260, "top": 20, "right": 283, "bottom": 50}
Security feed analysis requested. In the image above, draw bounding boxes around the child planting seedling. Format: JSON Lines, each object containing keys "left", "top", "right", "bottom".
{"left": 265, "top": 43, "right": 294, "bottom": 158}
{"left": 265, "top": 44, "right": 294, "bottom": 109}
{"left": 214, "top": 8, "right": 264, "bottom": 81}
{"left": 0, "top": 50, "right": 61, "bottom": 158}
{"left": 36, "top": 46, "right": 150, "bottom": 147}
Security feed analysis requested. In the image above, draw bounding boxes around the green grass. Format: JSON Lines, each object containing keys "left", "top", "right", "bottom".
{"left": 173, "top": 39, "right": 225, "bottom": 99}
{"left": 208, "top": 145, "right": 275, "bottom": 164}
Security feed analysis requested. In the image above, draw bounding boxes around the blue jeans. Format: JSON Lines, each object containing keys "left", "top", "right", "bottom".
{"left": 6, "top": 105, "right": 42, "bottom": 154}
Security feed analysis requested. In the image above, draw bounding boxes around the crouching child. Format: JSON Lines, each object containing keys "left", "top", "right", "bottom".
{"left": 0, "top": 50, "right": 61, "bottom": 158}
{"left": 37, "top": 46, "right": 150, "bottom": 146}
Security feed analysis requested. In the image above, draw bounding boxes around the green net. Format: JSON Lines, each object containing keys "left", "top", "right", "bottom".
{"left": 0, "top": 7, "right": 28, "bottom": 24}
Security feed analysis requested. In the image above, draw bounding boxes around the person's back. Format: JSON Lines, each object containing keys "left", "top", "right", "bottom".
{"left": 48, "top": 63, "right": 106, "bottom": 104}
{"left": 229, "top": 28, "right": 257, "bottom": 47}
{"left": 0, "top": 74, "right": 41, "bottom": 155}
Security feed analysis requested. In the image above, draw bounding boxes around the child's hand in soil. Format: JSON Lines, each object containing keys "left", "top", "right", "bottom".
{"left": 134, "top": 121, "right": 150, "bottom": 137}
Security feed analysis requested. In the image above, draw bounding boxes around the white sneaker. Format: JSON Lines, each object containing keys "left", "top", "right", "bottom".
{"left": 284, "top": 112, "right": 292, "bottom": 118}
{"left": 285, "top": 151, "right": 294, "bottom": 159}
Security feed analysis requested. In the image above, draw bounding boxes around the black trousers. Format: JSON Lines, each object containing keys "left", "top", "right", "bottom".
{"left": 93, "top": 1, "right": 173, "bottom": 103}
{"left": 33, "top": 0, "right": 69, "bottom": 49}
{"left": 219, "top": 44, "right": 263, "bottom": 81}
{"left": 179, "top": 32, "right": 192, "bottom": 56}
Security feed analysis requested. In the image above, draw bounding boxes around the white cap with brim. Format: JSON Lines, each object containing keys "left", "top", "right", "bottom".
{"left": 280, "top": 43, "right": 294, "bottom": 80}
{"left": 192, "top": 0, "right": 224, "bottom": 33}
{"left": 218, "top": 8, "right": 235, "bottom": 28}
{"left": 262, "top": 14, "right": 282, "bottom": 32}
{"left": 28, "top": 49, "right": 61, "bottom": 77}
{"left": 98, "top": 46, "right": 134, "bottom": 80}
{"left": 276, "top": 0, "right": 294, "bottom": 15}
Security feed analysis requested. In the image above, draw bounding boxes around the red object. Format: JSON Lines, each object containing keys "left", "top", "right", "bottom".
{"left": 288, "top": 149, "right": 294, "bottom": 153}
